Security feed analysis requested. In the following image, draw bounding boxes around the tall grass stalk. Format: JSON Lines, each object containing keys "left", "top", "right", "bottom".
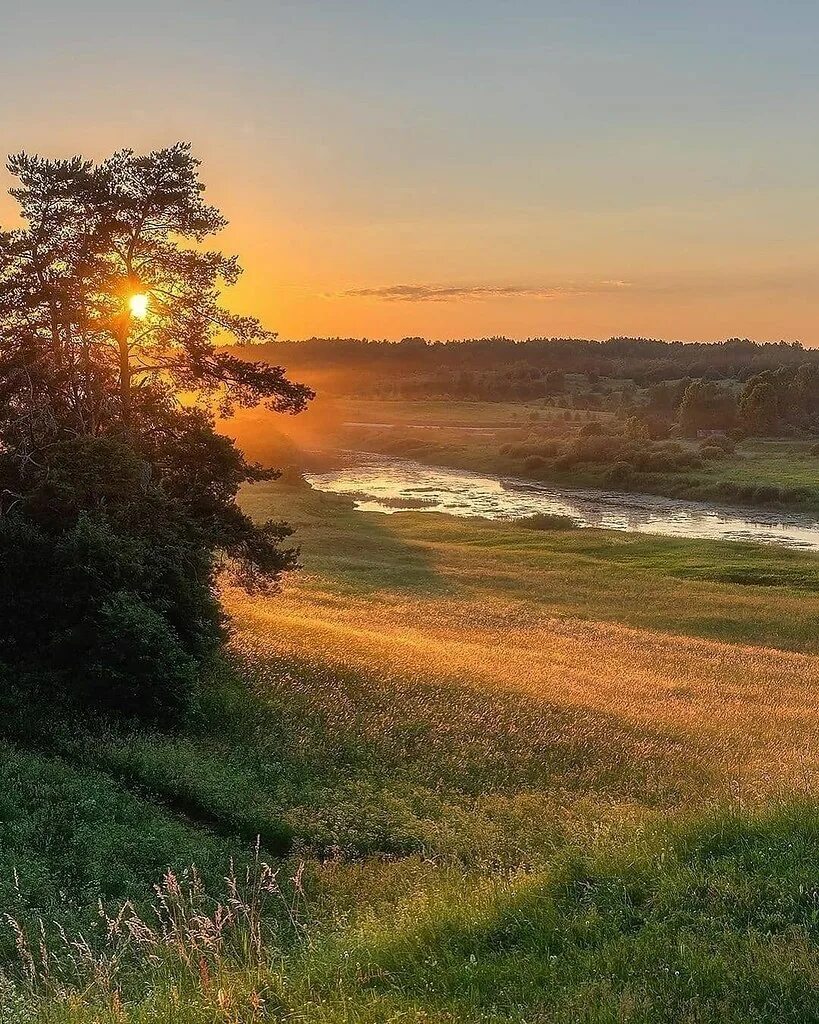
{"left": 0, "top": 845, "right": 306, "bottom": 1020}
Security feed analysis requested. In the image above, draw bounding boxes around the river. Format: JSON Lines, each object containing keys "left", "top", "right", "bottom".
{"left": 306, "top": 454, "right": 819, "bottom": 551}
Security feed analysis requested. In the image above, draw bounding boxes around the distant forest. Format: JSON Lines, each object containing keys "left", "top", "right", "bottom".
{"left": 238, "top": 336, "right": 814, "bottom": 395}
{"left": 236, "top": 336, "right": 819, "bottom": 436}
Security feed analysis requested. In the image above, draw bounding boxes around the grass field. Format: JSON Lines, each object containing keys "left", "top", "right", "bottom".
{"left": 5, "top": 482, "right": 819, "bottom": 1020}
{"left": 333, "top": 398, "right": 588, "bottom": 428}
{"left": 700, "top": 439, "right": 819, "bottom": 490}
{"left": 220, "top": 397, "right": 819, "bottom": 515}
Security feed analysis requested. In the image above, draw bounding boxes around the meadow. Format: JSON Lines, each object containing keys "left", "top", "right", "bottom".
{"left": 4, "top": 480, "right": 819, "bottom": 1020}
{"left": 316, "top": 399, "right": 819, "bottom": 514}
{"left": 220, "top": 395, "right": 819, "bottom": 517}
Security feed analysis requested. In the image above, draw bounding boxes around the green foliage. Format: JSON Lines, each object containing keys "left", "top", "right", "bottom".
{"left": 0, "top": 146, "right": 312, "bottom": 718}
{"left": 604, "top": 460, "right": 635, "bottom": 485}
{"left": 678, "top": 379, "right": 737, "bottom": 436}
{"left": 699, "top": 443, "right": 726, "bottom": 460}
{"left": 739, "top": 365, "right": 819, "bottom": 436}
{"left": 0, "top": 502, "right": 215, "bottom": 719}
{"left": 236, "top": 335, "right": 819, "bottom": 405}
{"left": 516, "top": 513, "right": 579, "bottom": 531}
{"left": 90, "top": 593, "right": 198, "bottom": 718}
{"left": 739, "top": 370, "right": 782, "bottom": 434}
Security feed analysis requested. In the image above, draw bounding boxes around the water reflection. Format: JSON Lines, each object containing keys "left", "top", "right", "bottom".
{"left": 306, "top": 454, "right": 819, "bottom": 552}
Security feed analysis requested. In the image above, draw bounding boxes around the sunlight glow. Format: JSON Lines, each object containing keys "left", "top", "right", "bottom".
{"left": 129, "top": 293, "right": 149, "bottom": 319}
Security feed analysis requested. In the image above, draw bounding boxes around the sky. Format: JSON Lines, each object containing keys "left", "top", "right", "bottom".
{"left": 1, "top": 0, "right": 818, "bottom": 343}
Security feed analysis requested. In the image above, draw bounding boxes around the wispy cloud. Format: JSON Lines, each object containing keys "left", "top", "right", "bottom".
{"left": 338, "top": 281, "right": 631, "bottom": 303}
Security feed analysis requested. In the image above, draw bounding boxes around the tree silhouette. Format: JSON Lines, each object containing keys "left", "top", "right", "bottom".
{"left": 0, "top": 143, "right": 311, "bottom": 441}
{"left": 0, "top": 144, "right": 313, "bottom": 718}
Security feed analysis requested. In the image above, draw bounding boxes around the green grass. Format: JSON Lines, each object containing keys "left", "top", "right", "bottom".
{"left": 240, "top": 483, "right": 819, "bottom": 650}
{"left": 321, "top": 400, "right": 819, "bottom": 514}
{"left": 14, "top": 804, "right": 819, "bottom": 1022}
{"left": 5, "top": 484, "right": 819, "bottom": 1020}
{"left": 697, "top": 439, "right": 819, "bottom": 490}
{"left": 288, "top": 804, "right": 819, "bottom": 1024}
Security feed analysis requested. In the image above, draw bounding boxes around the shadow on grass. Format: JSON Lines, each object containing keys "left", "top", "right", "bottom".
{"left": 336, "top": 802, "right": 819, "bottom": 1024}
{"left": 242, "top": 481, "right": 450, "bottom": 595}
{"left": 225, "top": 649, "right": 715, "bottom": 862}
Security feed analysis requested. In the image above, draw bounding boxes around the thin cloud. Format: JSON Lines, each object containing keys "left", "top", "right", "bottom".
{"left": 339, "top": 282, "right": 631, "bottom": 303}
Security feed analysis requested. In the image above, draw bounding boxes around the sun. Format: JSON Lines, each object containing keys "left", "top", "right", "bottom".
{"left": 129, "top": 293, "right": 149, "bottom": 319}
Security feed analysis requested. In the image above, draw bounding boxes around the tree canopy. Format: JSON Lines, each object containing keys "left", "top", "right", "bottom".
{"left": 0, "top": 143, "right": 313, "bottom": 717}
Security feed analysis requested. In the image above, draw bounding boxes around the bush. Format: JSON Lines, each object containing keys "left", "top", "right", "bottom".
{"left": 578, "top": 422, "right": 604, "bottom": 437}
{"left": 278, "top": 464, "right": 310, "bottom": 487}
{"left": 752, "top": 484, "right": 783, "bottom": 505}
{"left": 706, "top": 434, "right": 737, "bottom": 453}
{"left": 0, "top": 509, "right": 216, "bottom": 720}
{"left": 605, "top": 461, "right": 635, "bottom": 486}
{"left": 0, "top": 433, "right": 275, "bottom": 721}
{"left": 634, "top": 441, "right": 702, "bottom": 473}
{"left": 90, "top": 593, "right": 197, "bottom": 717}
{"left": 516, "top": 513, "right": 579, "bottom": 531}
{"left": 699, "top": 444, "right": 726, "bottom": 460}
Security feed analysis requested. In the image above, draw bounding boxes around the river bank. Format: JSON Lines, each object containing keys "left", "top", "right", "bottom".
{"left": 304, "top": 453, "right": 819, "bottom": 552}
{"left": 334, "top": 428, "right": 819, "bottom": 517}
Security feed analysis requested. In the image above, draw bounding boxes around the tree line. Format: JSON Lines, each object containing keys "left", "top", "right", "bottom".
{"left": 239, "top": 335, "right": 815, "bottom": 387}
{"left": 236, "top": 337, "right": 818, "bottom": 433}
{"left": 238, "top": 336, "right": 819, "bottom": 437}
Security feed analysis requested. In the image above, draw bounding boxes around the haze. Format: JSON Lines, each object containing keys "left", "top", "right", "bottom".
{"left": 2, "top": 0, "right": 818, "bottom": 342}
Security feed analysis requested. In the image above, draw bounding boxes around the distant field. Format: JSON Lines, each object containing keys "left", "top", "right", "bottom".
{"left": 224, "top": 398, "right": 819, "bottom": 518}
{"left": 700, "top": 439, "right": 819, "bottom": 489}
{"left": 334, "top": 397, "right": 599, "bottom": 428}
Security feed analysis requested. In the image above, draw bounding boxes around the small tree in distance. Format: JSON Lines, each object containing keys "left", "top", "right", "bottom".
{"left": 0, "top": 144, "right": 313, "bottom": 718}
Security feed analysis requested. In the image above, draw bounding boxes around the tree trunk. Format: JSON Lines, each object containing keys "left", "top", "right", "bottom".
{"left": 116, "top": 321, "right": 132, "bottom": 430}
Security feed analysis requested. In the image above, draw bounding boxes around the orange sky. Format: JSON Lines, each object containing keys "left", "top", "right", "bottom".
{"left": 2, "top": 2, "right": 818, "bottom": 344}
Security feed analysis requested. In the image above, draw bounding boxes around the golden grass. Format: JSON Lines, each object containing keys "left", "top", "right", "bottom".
{"left": 227, "top": 579, "right": 819, "bottom": 796}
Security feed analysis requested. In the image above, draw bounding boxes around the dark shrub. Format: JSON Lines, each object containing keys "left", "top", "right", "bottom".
{"left": 89, "top": 593, "right": 197, "bottom": 718}
{"left": 278, "top": 464, "right": 310, "bottom": 487}
{"left": 707, "top": 435, "right": 737, "bottom": 453}
{"left": 0, "top": 430, "right": 294, "bottom": 721}
{"left": 0, "top": 507, "right": 217, "bottom": 720}
{"left": 635, "top": 441, "right": 702, "bottom": 473}
{"left": 578, "top": 422, "right": 604, "bottom": 437}
{"left": 516, "top": 513, "right": 579, "bottom": 531}
{"left": 752, "top": 485, "right": 783, "bottom": 504}
{"left": 717, "top": 481, "right": 741, "bottom": 499}
{"left": 605, "top": 461, "right": 635, "bottom": 486}
{"left": 699, "top": 444, "right": 725, "bottom": 460}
